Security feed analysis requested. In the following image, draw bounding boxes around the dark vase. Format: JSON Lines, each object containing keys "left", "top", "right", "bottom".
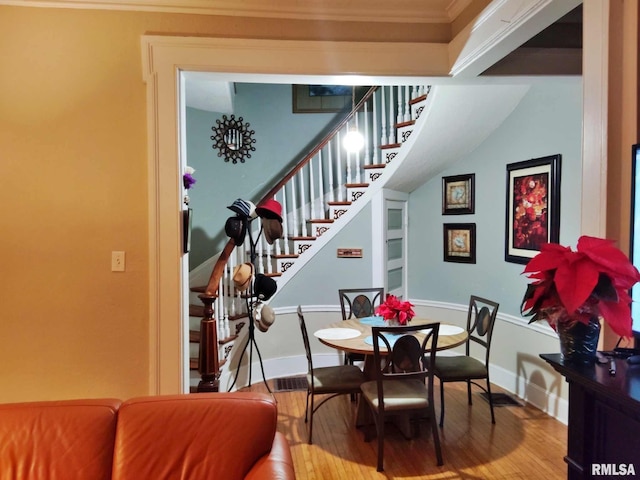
{"left": 556, "top": 316, "right": 601, "bottom": 365}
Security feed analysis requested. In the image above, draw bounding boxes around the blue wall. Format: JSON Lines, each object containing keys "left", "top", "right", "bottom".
{"left": 407, "top": 80, "right": 583, "bottom": 319}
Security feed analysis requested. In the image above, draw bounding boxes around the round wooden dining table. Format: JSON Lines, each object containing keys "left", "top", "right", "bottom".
{"left": 313, "top": 316, "right": 468, "bottom": 430}
{"left": 314, "top": 317, "right": 468, "bottom": 362}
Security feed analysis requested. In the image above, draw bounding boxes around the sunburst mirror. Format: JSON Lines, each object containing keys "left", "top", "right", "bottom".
{"left": 211, "top": 114, "right": 256, "bottom": 164}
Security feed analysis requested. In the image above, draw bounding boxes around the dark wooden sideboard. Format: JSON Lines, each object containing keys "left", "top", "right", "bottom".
{"left": 541, "top": 353, "right": 640, "bottom": 479}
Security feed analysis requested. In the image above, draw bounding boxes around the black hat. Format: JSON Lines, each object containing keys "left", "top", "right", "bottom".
{"left": 254, "top": 273, "right": 277, "bottom": 301}
{"left": 224, "top": 216, "right": 247, "bottom": 246}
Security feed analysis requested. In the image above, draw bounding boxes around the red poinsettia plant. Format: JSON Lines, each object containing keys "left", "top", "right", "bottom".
{"left": 375, "top": 295, "right": 415, "bottom": 325}
{"left": 520, "top": 235, "right": 640, "bottom": 337}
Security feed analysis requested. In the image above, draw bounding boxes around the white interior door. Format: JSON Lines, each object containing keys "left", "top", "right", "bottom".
{"left": 384, "top": 197, "right": 408, "bottom": 299}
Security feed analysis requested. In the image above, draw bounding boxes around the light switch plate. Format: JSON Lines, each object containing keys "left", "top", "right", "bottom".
{"left": 111, "top": 251, "right": 125, "bottom": 272}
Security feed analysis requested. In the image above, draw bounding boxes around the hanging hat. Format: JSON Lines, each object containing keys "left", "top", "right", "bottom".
{"left": 254, "top": 273, "right": 277, "bottom": 301}
{"left": 232, "top": 262, "right": 254, "bottom": 292}
{"left": 256, "top": 198, "right": 283, "bottom": 222}
{"left": 262, "top": 217, "right": 283, "bottom": 245}
{"left": 227, "top": 198, "right": 257, "bottom": 219}
{"left": 224, "top": 216, "right": 247, "bottom": 246}
{"left": 254, "top": 302, "right": 276, "bottom": 332}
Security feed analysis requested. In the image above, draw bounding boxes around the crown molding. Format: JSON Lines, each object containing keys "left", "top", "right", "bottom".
{"left": 0, "top": 0, "right": 477, "bottom": 24}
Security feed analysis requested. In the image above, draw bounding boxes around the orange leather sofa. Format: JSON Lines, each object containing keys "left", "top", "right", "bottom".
{"left": 0, "top": 392, "right": 296, "bottom": 480}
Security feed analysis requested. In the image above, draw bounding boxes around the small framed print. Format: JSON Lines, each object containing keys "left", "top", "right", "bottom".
{"left": 442, "top": 174, "right": 475, "bottom": 215}
{"left": 183, "top": 208, "right": 192, "bottom": 254}
{"left": 443, "top": 223, "right": 476, "bottom": 263}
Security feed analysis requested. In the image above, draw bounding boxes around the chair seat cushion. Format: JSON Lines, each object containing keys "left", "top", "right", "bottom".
{"left": 433, "top": 355, "right": 487, "bottom": 381}
{"left": 308, "top": 365, "right": 364, "bottom": 393}
{"left": 360, "top": 379, "right": 430, "bottom": 412}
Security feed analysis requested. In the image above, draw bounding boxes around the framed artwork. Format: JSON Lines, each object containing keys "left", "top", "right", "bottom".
{"left": 292, "top": 85, "right": 369, "bottom": 114}
{"left": 442, "top": 173, "right": 475, "bottom": 215}
{"left": 505, "top": 154, "right": 561, "bottom": 264}
{"left": 443, "top": 223, "right": 476, "bottom": 263}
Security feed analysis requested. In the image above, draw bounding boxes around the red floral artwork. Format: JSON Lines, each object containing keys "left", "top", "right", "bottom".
{"left": 512, "top": 173, "right": 548, "bottom": 250}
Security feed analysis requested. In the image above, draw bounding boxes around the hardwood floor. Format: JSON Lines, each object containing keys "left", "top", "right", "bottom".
{"left": 242, "top": 380, "right": 567, "bottom": 479}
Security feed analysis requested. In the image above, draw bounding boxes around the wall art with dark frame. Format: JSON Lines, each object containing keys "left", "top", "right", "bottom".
{"left": 442, "top": 173, "right": 475, "bottom": 215}
{"left": 505, "top": 154, "right": 561, "bottom": 264}
{"left": 443, "top": 223, "right": 476, "bottom": 263}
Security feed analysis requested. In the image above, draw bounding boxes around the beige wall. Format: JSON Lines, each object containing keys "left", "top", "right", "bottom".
{"left": 0, "top": 6, "right": 443, "bottom": 402}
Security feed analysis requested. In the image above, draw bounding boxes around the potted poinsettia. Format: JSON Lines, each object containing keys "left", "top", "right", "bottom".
{"left": 375, "top": 295, "right": 415, "bottom": 326}
{"left": 520, "top": 235, "right": 640, "bottom": 363}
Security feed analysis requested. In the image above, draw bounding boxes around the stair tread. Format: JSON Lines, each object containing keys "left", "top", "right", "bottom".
{"left": 327, "top": 201, "right": 352, "bottom": 205}
{"left": 364, "top": 163, "right": 386, "bottom": 169}
{"left": 409, "top": 94, "right": 428, "bottom": 105}
{"left": 189, "top": 305, "right": 205, "bottom": 317}
{"left": 309, "top": 219, "right": 334, "bottom": 223}
{"left": 396, "top": 119, "right": 416, "bottom": 128}
{"left": 345, "top": 183, "right": 369, "bottom": 188}
{"left": 381, "top": 143, "right": 401, "bottom": 149}
{"left": 189, "top": 330, "right": 200, "bottom": 343}
{"left": 289, "top": 236, "right": 316, "bottom": 241}
{"left": 273, "top": 253, "right": 299, "bottom": 258}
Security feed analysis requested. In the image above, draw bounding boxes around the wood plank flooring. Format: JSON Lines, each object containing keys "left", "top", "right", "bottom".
{"left": 241, "top": 380, "right": 567, "bottom": 479}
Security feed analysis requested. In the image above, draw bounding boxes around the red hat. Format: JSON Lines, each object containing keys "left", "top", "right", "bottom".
{"left": 256, "top": 198, "right": 283, "bottom": 222}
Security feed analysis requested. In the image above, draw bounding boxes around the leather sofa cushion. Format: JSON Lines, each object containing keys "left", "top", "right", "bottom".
{"left": 0, "top": 398, "right": 121, "bottom": 480}
{"left": 112, "top": 392, "right": 279, "bottom": 480}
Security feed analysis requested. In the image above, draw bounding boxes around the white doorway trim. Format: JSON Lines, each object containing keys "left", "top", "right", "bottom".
{"left": 140, "top": 36, "right": 453, "bottom": 394}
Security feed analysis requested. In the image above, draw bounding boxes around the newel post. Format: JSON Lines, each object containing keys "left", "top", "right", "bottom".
{"left": 197, "top": 293, "right": 220, "bottom": 392}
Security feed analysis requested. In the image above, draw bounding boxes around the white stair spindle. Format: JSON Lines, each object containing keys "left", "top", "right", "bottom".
{"left": 327, "top": 140, "right": 335, "bottom": 203}
{"left": 380, "top": 87, "right": 387, "bottom": 146}
{"left": 364, "top": 99, "right": 371, "bottom": 166}
{"left": 396, "top": 86, "right": 403, "bottom": 124}
{"left": 336, "top": 131, "right": 344, "bottom": 201}
{"left": 345, "top": 123, "right": 353, "bottom": 184}
{"left": 404, "top": 86, "right": 411, "bottom": 122}
{"left": 298, "top": 169, "right": 308, "bottom": 236}
{"left": 373, "top": 89, "right": 379, "bottom": 164}
{"left": 317, "top": 149, "right": 325, "bottom": 217}
{"left": 291, "top": 174, "right": 299, "bottom": 236}
{"left": 281, "top": 186, "right": 290, "bottom": 254}
{"left": 388, "top": 86, "right": 395, "bottom": 145}
{"left": 355, "top": 113, "right": 362, "bottom": 184}
{"left": 276, "top": 189, "right": 285, "bottom": 255}
{"left": 309, "top": 157, "right": 316, "bottom": 220}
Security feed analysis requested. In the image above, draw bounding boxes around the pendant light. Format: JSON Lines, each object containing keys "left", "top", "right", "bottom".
{"left": 343, "top": 86, "right": 364, "bottom": 152}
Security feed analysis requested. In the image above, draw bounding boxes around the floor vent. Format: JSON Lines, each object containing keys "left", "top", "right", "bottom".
{"left": 274, "top": 376, "right": 308, "bottom": 392}
{"left": 480, "top": 392, "right": 523, "bottom": 407}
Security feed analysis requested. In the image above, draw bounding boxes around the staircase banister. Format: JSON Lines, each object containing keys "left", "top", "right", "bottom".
{"left": 259, "top": 86, "right": 377, "bottom": 203}
{"left": 204, "top": 239, "right": 236, "bottom": 296}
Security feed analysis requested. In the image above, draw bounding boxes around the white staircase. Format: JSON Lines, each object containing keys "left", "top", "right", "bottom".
{"left": 189, "top": 85, "right": 432, "bottom": 391}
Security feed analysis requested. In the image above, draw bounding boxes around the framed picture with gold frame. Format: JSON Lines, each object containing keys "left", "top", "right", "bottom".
{"left": 443, "top": 223, "right": 476, "bottom": 263}
{"left": 442, "top": 173, "right": 475, "bottom": 215}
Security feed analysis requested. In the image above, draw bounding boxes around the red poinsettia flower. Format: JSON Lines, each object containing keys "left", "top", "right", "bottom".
{"left": 521, "top": 236, "right": 640, "bottom": 337}
{"left": 375, "top": 295, "right": 415, "bottom": 325}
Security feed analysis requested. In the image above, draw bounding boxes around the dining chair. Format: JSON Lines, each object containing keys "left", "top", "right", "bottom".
{"left": 360, "top": 323, "right": 443, "bottom": 472}
{"left": 338, "top": 287, "right": 385, "bottom": 366}
{"left": 296, "top": 306, "right": 366, "bottom": 444}
{"left": 433, "top": 295, "right": 499, "bottom": 428}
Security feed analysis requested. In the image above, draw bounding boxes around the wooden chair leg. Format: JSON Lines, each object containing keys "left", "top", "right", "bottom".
{"left": 308, "top": 394, "right": 314, "bottom": 444}
{"left": 430, "top": 406, "right": 444, "bottom": 466}
{"left": 376, "top": 413, "right": 385, "bottom": 472}
{"left": 467, "top": 379, "right": 473, "bottom": 405}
